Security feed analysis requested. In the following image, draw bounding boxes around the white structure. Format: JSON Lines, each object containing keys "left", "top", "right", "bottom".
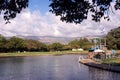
{"left": 94, "top": 49, "right": 105, "bottom": 53}
{"left": 72, "top": 49, "right": 77, "bottom": 51}
{"left": 72, "top": 48, "right": 84, "bottom": 51}
{"left": 77, "top": 48, "right": 84, "bottom": 51}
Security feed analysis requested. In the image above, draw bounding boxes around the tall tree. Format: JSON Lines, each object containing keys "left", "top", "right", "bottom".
{"left": 24, "top": 39, "right": 48, "bottom": 51}
{"left": 49, "top": 42, "right": 63, "bottom": 51}
{"left": 0, "top": 34, "right": 7, "bottom": 52}
{"left": 49, "top": 0, "right": 120, "bottom": 23}
{"left": 68, "top": 38, "right": 93, "bottom": 50}
{"left": 24, "top": 39, "right": 38, "bottom": 51}
{"left": 8, "top": 37, "right": 25, "bottom": 52}
{"left": 79, "top": 38, "right": 93, "bottom": 50}
{"left": 106, "top": 27, "right": 120, "bottom": 50}
{"left": 68, "top": 39, "right": 80, "bottom": 48}
{"left": 0, "top": 0, "right": 28, "bottom": 23}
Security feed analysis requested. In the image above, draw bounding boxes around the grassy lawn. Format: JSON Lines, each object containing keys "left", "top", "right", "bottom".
{"left": 0, "top": 50, "right": 119, "bottom": 58}
{"left": 114, "top": 50, "right": 120, "bottom": 55}
{"left": 0, "top": 51, "right": 88, "bottom": 57}
{"left": 116, "top": 50, "right": 120, "bottom": 53}
{"left": 102, "top": 58, "right": 120, "bottom": 66}
{"left": 101, "top": 50, "right": 120, "bottom": 66}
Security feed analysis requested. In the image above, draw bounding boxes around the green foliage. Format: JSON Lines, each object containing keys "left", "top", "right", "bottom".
{"left": 0, "top": 34, "right": 6, "bottom": 47}
{"left": 1, "top": 0, "right": 120, "bottom": 24}
{"left": 68, "top": 38, "right": 93, "bottom": 50}
{"left": 106, "top": 27, "right": 120, "bottom": 50}
{"left": 49, "top": 42, "right": 63, "bottom": 51}
{"left": 49, "top": 0, "right": 120, "bottom": 23}
{"left": 24, "top": 39, "right": 39, "bottom": 51}
{"left": 0, "top": 34, "right": 7, "bottom": 52}
{"left": 79, "top": 38, "right": 93, "bottom": 50}
{"left": 68, "top": 39, "right": 80, "bottom": 48}
{"left": 0, "top": 0, "right": 28, "bottom": 23}
{"left": 8, "top": 36, "right": 25, "bottom": 51}
{"left": 102, "top": 58, "right": 120, "bottom": 66}
{"left": 0, "top": 34, "right": 48, "bottom": 52}
{"left": 62, "top": 45, "right": 72, "bottom": 51}
{"left": 24, "top": 39, "right": 48, "bottom": 51}
{"left": 0, "top": 34, "right": 93, "bottom": 52}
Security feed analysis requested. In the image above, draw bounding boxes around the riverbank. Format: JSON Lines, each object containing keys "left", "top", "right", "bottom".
{"left": 0, "top": 51, "right": 88, "bottom": 58}
{"left": 0, "top": 50, "right": 119, "bottom": 58}
{"left": 79, "top": 59, "right": 120, "bottom": 73}
{"left": 102, "top": 58, "right": 120, "bottom": 66}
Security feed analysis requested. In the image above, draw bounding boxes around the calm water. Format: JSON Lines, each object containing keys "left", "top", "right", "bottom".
{"left": 0, "top": 55, "right": 120, "bottom": 80}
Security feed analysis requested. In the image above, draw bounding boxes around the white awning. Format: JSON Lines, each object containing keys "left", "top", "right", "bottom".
{"left": 94, "top": 49, "right": 105, "bottom": 52}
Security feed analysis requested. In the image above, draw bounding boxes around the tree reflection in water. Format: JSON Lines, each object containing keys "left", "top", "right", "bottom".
{"left": 88, "top": 67, "right": 120, "bottom": 80}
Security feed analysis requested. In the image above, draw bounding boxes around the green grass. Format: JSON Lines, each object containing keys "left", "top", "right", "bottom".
{"left": 102, "top": 58, "right": 120, "bottom": 66}
{"left": 60, "top": 50, "right": 88, "bottom": 54}
{"left": 106, "top": 50, "right": 120, "bottom": 53}
{"left": 114, "top": 50, "right": 120, "bottom": 55}
{"left": 101, "top": 50, "right": 120, "bottom": 66}
{"left": 0, "top": 50, "right": 119, "bottom": 58}
{"left": 0, "top": 51, "right": 88, "bottom": 57}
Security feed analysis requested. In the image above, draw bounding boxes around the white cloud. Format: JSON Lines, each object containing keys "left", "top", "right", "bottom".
{"left": 0, "top": 9, "right": 120, "bottom": 37}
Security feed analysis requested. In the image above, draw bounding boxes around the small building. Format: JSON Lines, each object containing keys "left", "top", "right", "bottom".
{"left": 72, "top": 49, "right": 77, "bottom": 51}
{"left": 77, "top": 48, "right": 84, "bottom": 51}
{"left": 72, "top": 48, "right": 84, "bottom": 51}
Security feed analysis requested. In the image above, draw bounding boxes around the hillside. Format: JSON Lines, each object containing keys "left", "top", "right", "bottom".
{"left": 6, "top": 34, "right": 105, "bottom": 44}
{"left": 17, "top": 36, "right": 79, "bottom": 44}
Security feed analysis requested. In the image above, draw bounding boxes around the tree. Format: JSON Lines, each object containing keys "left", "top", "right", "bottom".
{"left": 106, "top": 27, "right": 120, "bottom": 50}
{"left": 49, "top": 42, "right": 63, "bottom": 51}
{"left": 0, "top": 34, "right": 7, "bottom": 52}
{"left": 8, "top": 37, "right": 25, "bottom": 52}
{"left": 24, "top": 39, "right": 48, "bottom": 51}
{"left": 68, "top": 39, "right": 80, "bottom": 48}
{"left": 0, "top": 0, "right": 28, "bottom": 23}
{"left": 79, "top": 38, "right": 93, "bottom": 50}
{"left": 24, "top": 39, "right": 38, "bottom": 51}
{"left": 68, "top": 38, "right": 93, "bottom": 50}
{"left": 49, "top": 0, "right": 120, "bottom": 24}
{"left": 62, "top": 44, "right": 72, "bottom": 50}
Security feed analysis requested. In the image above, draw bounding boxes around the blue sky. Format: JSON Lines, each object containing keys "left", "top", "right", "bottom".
{"left": 29, "top": 0, "right": 50, "bottom": 15}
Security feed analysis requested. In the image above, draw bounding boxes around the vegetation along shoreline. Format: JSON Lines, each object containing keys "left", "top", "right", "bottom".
{"left": 0, "top": 51, "right": 88, "bottom": 58}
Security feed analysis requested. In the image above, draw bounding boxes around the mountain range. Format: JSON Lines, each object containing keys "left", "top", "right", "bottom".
{"left": 17, "top": 36, "right": 79, "bottom": 44}
{"left": 15, "top": 34, "right": 105, "bottom": 44}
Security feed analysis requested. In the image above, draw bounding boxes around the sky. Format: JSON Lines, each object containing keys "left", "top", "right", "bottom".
{"left": 0, "top": 0, "right": 120, "bottom": 37}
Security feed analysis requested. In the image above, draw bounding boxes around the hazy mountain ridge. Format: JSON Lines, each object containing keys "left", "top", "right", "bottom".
{"left": 21, "top": 35, "right": 104, "bottom": 43}
{"left": 19, "top": 36, "right": 79, "bottom": 44}
{"left": 6, "top": 35, "right": 105, "bottom": 44}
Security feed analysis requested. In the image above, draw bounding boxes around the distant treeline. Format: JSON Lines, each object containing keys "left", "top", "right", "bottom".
{"left": 0, "top": 35, "right": 94, "bottom": 53}
{"left": 0, "top": 27, "right": 119, "bottom": 53}
{"left": 106, "top": 27, "right": 120, "bottom": 50}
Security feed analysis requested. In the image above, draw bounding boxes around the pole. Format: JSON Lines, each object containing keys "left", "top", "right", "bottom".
{"left": 94, "top": 38, "right": 96, "bottom": 50}
{"left": 104, "top": 38, "right": 106, "bottom": 47}
{"left": 100, "top": 38, "right": 101, "bottom": 49}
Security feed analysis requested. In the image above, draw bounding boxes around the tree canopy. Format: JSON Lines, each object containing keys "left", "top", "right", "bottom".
{"left": 0, "top": 0, "right": 28, "bottom": 23}
{"left": 1, "top": 0, "right": 120, "bottom": 24}
{"left": 49, "top": 0, "right": 120, "bottom": 24}
{"left": 49, "top": 42, "right": 63, "bottom": 51}
{"left": 106, "top": 27, "right": 120, "bottom": 50}
{"left": 68, "top": 38, "right": 93, "bottom": 50}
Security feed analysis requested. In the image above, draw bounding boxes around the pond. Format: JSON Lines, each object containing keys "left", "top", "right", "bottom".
{"left": 0, "top": 55, "right": 120, "bottom": 80}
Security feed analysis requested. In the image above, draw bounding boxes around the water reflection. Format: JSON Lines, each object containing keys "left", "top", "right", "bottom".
{"left": 0, "top": 55, "right": 119, "bottom": 80}
{"left": 88, "top": 67, "right": 120, "bottom": 80}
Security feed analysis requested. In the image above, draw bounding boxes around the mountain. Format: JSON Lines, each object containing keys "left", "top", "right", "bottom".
{"left": 18, "top": 36, "right": 80, "bottom": 44}
{"left": 6, "top": 34, "right": 105, "bottom": 44}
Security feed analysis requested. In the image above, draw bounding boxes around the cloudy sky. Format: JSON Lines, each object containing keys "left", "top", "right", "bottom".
{"left": 0, "top": 0, "right": 120, "bottom": 37}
